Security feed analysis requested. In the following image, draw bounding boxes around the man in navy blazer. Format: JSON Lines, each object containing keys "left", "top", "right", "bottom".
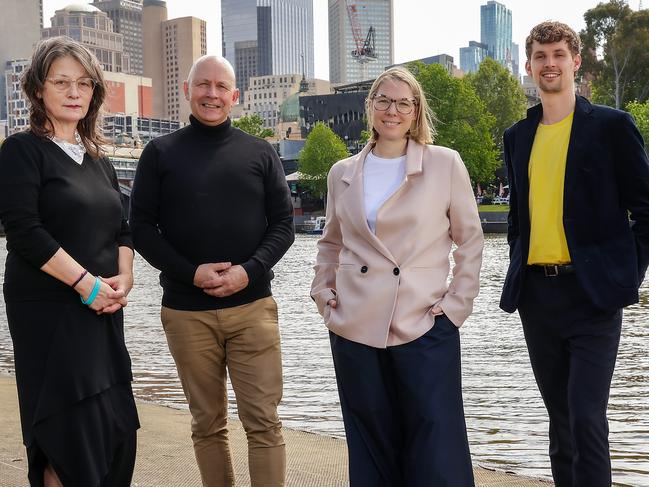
{"left": 500, "top": 22, "right": 649, "bottom": 487}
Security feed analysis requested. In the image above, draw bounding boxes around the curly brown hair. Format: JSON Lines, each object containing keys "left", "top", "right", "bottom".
{"left": 525, "top": 21, "right": 581, "bottom": 60}
{"left": 21, "top": 36, "right": 107, "bottom": 158}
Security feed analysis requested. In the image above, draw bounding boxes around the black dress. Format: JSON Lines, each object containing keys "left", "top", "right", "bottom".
{"left": 0, "top": 131, "right": 139, "bottom": 486}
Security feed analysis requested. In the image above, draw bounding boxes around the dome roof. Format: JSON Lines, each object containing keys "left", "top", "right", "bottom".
{"left": 279, "top": 93, "right": 300, "bottom": 123}
{"left": 61, "top": 3, "right": 101, "bottom": 13}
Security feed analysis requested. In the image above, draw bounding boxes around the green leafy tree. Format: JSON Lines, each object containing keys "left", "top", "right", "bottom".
{"left": 359, "top": 129, "right": 371, "bottom": 145}
{"left": 232, "top": 114, "right": 274, "bottom": 138}
{"left": 298, "top": 122, "right": 349, "bottom": 197}
{"left": 627, "top": 100, "right": 649, "bottom": 148}
{"left": 408, "top": 62, "right": 499, "bottom": 184}
{"left": 581, "top": 1, "right": 649, "bottom": 108}
{"left": 465, "top": 57, "right": 526, "bottom": 153}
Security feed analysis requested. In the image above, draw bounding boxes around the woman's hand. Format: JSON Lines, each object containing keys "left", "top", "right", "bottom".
{"left": 77, "top": 274, "right": 126, "bottom": 314}
{"left": 98, "top": 273, "right": 134, "bottom": 314}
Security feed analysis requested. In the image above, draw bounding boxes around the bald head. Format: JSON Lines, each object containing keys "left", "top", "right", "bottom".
{"left": 183, "top": 54, "right": 240, "bottom": 126}
{"left": 187, "top": 55, "right": 235, "bottom": 86}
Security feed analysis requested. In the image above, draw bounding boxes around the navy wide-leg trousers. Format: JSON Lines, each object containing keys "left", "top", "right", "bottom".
{"left": 518, "top": 271, "right": 622, "bottom": 487}
{"left": 329, "top": 314, "right": 474, "bottom": 487}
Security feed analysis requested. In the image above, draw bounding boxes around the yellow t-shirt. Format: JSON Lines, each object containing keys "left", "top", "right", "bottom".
{"left": 527, "top": 112, "right": 574, "bottom": 265}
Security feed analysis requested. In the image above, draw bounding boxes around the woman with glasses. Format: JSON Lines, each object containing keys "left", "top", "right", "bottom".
{"left": 0, "top": 37, "right": 139, "bottom": 486}
{"left": 311, "top": 67, "right": 482, "bottom": 486}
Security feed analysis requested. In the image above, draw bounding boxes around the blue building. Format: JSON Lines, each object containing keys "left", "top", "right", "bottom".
{"left": 480, "top": 1, "right": 513, "bottom": 73}
{"left": 460, "top": 41, "right": 488, "bottom": 74}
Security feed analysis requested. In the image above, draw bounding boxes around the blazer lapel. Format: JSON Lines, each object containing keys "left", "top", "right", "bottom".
{"left": 513, "top": 104, "right": 542, "bottom": 223}
{"left": 339, "top": 143, "right": 398, "bottom": 264}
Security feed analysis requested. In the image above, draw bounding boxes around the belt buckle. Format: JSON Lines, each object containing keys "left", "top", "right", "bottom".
{"left": 544, "top": 265, "right": 559, "bottom": 277}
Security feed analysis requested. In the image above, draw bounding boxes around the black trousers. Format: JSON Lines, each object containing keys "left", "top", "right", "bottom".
{"left": 518, "top": 271, "right": 622, "bottom": 487}
{"left": 27, "top": 432, "right": 137, "bottom": 487}
{"left": 330, "top": 315, "right": 474, "bottom": 487}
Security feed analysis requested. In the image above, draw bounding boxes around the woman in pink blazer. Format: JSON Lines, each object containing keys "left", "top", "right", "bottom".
{"left": 311, "top": 67, "right": 483, "bottom": 486}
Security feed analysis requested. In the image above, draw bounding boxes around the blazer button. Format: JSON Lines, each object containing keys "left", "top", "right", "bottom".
{"left": 393, "top": 267, "right": 400, "bottom": 276}
{"left": 360, "top": 265, "right": 368, "bottom": 273}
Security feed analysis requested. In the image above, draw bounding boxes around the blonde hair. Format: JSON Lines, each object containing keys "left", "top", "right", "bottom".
{"left": 22, "top": 36, "right": 107, "bottom": 158}
{"left": 365, "top": 67, "right": 436, "bottom": 145}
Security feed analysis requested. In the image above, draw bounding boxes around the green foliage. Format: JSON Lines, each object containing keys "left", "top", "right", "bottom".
{"left": 465, "top": 57, "right": 527, "bottom": 153}
{"left": 359, "top": 129, "right": 371, "bottom": 145}
{"left": 232, "top": 114, "right": 274, "bottom": 138}
{"left": 298, "top": 123, "right": 349, "bottom": 197}
{"left": 627, "top": 100, "right": 649, "bottom": 148}
{"left": 581, "top": 1, "right": 649, "bottom": 108}
{"left": 407, "top": 62, "right": 500, "bottom": 184}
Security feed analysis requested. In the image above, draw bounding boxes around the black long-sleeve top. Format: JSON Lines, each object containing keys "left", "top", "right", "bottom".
{"left": 0, "top": 131, "right": 132, "bottom": 301}
{"left": 130, "top": 116, "right": 295, "bottom": 310}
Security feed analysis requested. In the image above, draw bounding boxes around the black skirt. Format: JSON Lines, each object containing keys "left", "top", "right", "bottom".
{"left": 6, "top": 296, "right": 140, "bottom": 486}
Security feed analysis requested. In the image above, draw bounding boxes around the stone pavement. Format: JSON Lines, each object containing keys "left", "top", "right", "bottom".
{"left": 0, "top": 375, "right": 552, "bottom": 486}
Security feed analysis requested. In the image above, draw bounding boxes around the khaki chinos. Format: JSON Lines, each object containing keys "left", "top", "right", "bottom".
{"left": 161, "top": 296, "right": 285, "bottom": 487}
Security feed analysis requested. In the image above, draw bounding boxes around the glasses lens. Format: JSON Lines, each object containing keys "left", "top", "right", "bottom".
{"left": 373, "top": 97, "right": 391, "bottom": 111}
{"left": 77, "top": 78, "right": 96, "bottom": 92}
{"left": 396, "top": 100, "right": 414, "bottom": 114}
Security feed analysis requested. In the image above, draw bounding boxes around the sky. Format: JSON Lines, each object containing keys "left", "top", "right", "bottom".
{"left": 42, "top": 0, "right": 643, "bottom": 80}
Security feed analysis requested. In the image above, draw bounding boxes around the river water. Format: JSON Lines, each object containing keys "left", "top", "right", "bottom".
{"left": 0, "top": 235, "right": 647, "bottom": 486}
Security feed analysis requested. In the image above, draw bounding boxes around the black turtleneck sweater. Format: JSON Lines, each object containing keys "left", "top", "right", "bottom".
{"left": 130, "top": 116, "right": 294, "bottom": 310}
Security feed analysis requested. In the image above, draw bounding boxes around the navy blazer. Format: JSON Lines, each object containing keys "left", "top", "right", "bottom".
{"left": 500, "top": 96, "right": 649, "bottom": 313}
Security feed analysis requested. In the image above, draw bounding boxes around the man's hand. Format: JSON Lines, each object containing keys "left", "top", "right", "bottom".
{"left": 194, "top": 262, "right": 231, "bottom": 288}
{"left": 202, "top": 265, "right": 249, "bottom": 298}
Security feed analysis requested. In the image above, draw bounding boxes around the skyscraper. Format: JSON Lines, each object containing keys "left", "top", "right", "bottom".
{"left": 92, "top": 0, "right": 144, "bottom": 75}
{"left": 221, "top": 0, "right": 314, "bottom": 100}
{"left": 328, "top": 0, "right": 393, "bottom": 84}
{"left": 460, "top": 41, "right": 488, "bottom": 74}
{"left": 143, "top": 1, "right": 206, "bottom": 121}
{"left": 480, "top": 0, "right": 512, "bottom": 71}
{"left": 42, "top": 4, "right": 131, "bottom": 73}
{"left": 0, "top": 0, "right": 42, "bottom": 121}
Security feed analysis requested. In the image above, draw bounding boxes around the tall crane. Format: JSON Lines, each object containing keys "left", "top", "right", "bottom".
{"left": 345, "top": 1, "right": 377, "bottom": 79}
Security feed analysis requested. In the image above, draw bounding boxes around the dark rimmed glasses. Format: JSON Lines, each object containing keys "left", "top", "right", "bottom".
{"left": 45, "top": 77, "right": 97, "bottom": 94}
{"left": 372, "top": 94, "right": 417, "bottom": 114}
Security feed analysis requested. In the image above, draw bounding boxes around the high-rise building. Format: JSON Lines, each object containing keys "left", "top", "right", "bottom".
{"left": 5, "top": 60, "right": 31, "bottom": 134}
{"left": 511, "top": 41, "right": 520, "bottom": 77}
{"left": 460, "top": 41, "right": 488, "bottom": 74}
{"left": 42, "top": 4, "right": 131, "bottom": 73}
{"left": 480, "top": 1, "right": 513, "bottom": 72}
{"left": 221, "top": 0, "right": 314, "bottom": 100}
{"left": 328, "top": 0, "right": 393, "bottom": 84}
{"left": 0, "top": 0, "right": 42, "bottom": 120}
{"left": 143, "top": 1, "right": 206, "bottom": 121}
{"left": 92, "top": 0, "right": 144, "bottom": 75}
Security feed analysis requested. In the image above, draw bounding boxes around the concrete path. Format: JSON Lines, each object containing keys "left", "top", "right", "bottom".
{"left": 0, "top": 375, "right": 552, "bottom": 486}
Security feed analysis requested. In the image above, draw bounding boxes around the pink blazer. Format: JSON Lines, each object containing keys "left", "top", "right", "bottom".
{"left": 310, "top": 140, "right": 483, "bottom": 348}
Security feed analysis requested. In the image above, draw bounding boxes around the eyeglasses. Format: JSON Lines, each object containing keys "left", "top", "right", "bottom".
{"left": 372, "top": 95, "right": 417, "bottom": 114}
{"left": 45, "top": 77, "right": 97, "bottom": 93}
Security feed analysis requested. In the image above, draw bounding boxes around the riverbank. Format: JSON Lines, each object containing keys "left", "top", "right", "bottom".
{"left": 0, "top": 374, "right": 553, "bottom": 486}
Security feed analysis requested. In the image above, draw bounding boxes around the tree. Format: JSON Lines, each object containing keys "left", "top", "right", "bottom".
{"left": 465, "top": 57, "right": 527, "bottom": 154}
{"left": 627, "top": 100, "right": 649, "bottom": 148}
{"left": 408, "top": 62, "right": 499, "bottom": 185}
{"left": 232, "top": 114, "right": 274, "bottom": 138}
{"left": 298, "top": 122, "right": 349, "bottom": 197}
{"left": 581, "top": 1, "right": 649, "bottom": 108}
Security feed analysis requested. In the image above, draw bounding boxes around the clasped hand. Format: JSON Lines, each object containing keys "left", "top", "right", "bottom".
{"left": 193, "top": 262, "right": 249, "bottom": 298}
{"left": 79, "top": 273, "right": 132, "bottom": 315}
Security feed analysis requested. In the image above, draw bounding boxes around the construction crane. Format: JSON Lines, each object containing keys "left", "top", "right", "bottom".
{"left": 345, "top": 1, "right": 377, "bottom": 79}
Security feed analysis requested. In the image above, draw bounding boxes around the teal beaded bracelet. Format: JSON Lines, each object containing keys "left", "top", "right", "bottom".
{"left": 80, "top": 277, "right": 101, "bottom": 306}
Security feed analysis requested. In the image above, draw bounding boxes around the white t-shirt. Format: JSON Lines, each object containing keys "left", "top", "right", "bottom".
{"left": 363, "top": 150, "right": 406, "bottom": 234}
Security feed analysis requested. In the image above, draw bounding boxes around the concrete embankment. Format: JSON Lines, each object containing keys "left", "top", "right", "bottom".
{"left": 0, "top": 374, "right": 552, "bottom": 486}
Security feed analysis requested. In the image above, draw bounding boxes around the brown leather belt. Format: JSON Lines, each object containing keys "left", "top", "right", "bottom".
{"left": 528, "top": 264, "right": 575, "bottom": 277}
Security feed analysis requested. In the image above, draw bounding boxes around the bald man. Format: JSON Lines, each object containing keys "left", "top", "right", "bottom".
{"left": 130, "top": 55, "right": 294, "bottom": 486}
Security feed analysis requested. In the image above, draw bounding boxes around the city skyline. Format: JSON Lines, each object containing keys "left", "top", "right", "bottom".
{"left": 40, "top": 0, "right": 641, "bottom": 80}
